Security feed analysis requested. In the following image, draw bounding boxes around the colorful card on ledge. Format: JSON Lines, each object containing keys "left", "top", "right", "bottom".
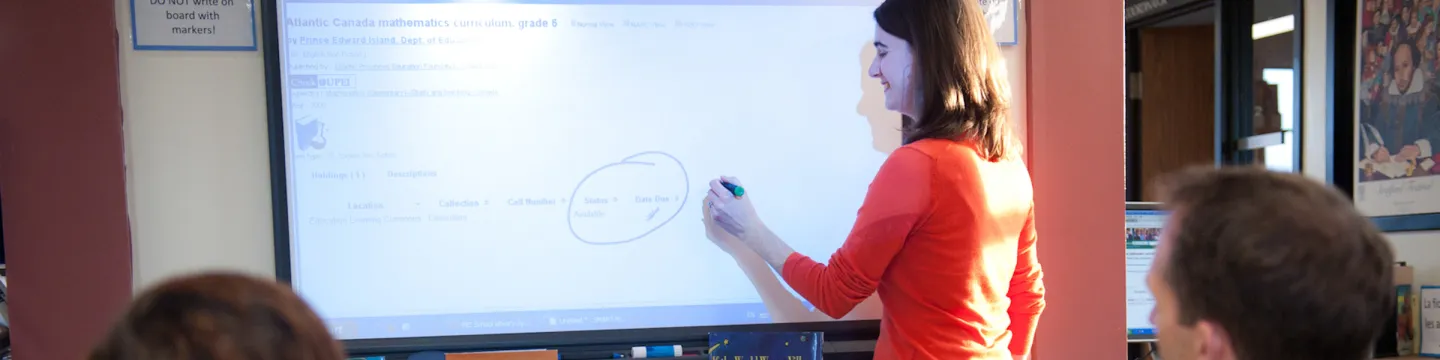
{"left": 1419, "top": 286, "right": 1440, "bottom": 357}
{"left": 708, "top": 332, "right": 822, "bottom": 360}
{"left": 1400, "top": 284, "right": 1417, "bottom": 355}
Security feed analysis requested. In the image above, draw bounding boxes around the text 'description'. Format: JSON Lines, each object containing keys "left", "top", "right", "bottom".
{"left": 130, "top": 0, "right": 257, "bottom": 50}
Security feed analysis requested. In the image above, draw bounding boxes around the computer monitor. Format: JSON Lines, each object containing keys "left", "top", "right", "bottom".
{"left": 1125, "top": 202, "right": 1165, "bottom": 342}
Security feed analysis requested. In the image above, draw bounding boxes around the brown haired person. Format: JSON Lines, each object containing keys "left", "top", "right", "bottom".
{"left": 1147, "top": 167, "right": 1394, "bottom": 360}
{"left": 89, "top": 273, "right": 346, "bottom": 360}
{"left": 701, "top": 0, "right": 1043, "bottom": 358}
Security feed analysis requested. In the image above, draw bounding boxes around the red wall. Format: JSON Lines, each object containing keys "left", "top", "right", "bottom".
{"left": 1026, "top": 0, "right": 1127, "bottom": 359}
{"left": 0, "top": 0, "right": 1122, "bottom": 358}
{"left": 0, "top": 1, "right": 135, "bottom": 359}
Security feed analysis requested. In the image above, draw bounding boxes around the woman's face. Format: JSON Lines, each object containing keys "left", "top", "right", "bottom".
{"left": 868, "top": 26, "right": 917, "bottom": 117}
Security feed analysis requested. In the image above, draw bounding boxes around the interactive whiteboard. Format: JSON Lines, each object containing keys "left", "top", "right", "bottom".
{"left": 274, "top": 0, "right": 897, "bottom": 340}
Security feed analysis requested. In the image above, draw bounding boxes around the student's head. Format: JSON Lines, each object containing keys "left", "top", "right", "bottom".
{"left": 1394, "top": 38, "right": 1422, "bottom": 89}
{"left": 1146, "top": 167, "right": 1393, "bottom": 360}
{"left": 90, "top": 273, "right": 345, "bottom": 360}
{"left": 869, "top": 0, "right": 1017, "bottom": 161}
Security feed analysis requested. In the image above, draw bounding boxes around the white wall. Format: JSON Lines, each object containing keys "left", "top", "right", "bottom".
{"left": 1301, "top": 0, "right": 1440, "bottom": 284}
{"left": 113, "top": 3, "right": 1029, "bottom": 289}
{"left": 116, "top": 0, "right": 278, "bottom": 290}
{"left": 1005, "top": 25, "right": 1028, "bottom": 143}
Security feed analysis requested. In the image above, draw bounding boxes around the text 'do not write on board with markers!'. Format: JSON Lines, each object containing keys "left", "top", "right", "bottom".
{"left": 130, "top": 0, "right": 258, "bottom": 50}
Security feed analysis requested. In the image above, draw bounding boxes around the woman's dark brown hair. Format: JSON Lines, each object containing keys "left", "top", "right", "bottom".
{"left": 874, "top": 0, "right": 1018, "bottom": 161}
{"left": 89, "top": 272, "right": 346, "bottom": 360}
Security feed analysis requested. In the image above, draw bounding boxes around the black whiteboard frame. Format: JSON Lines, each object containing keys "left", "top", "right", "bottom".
{"left": 256, "top": 0, "right": 882, "bottom": 355}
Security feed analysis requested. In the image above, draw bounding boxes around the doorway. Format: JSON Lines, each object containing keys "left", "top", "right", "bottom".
{"left": 1127, "top": 4, "right": 1218, "bottom": 201}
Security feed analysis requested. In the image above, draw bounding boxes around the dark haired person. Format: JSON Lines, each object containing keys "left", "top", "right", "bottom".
{"left": 1147, "top": 167, "right": 1394, "bottom": 360}
{"left": 701, "top": 0, "right": 1044, "bottom": 358}
{"left": 89, "top": 273, "right": 346, "bottom": 360}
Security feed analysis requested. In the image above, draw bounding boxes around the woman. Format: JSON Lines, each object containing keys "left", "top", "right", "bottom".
{"left": 703, "top": 0, "right": 1044, "bottom": 358}
{"left": 89, "top": 273, "right": 346, "bottom": 360}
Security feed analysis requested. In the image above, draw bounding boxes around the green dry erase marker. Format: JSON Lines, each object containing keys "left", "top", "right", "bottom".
{"left": 721, "top": 181, "right": 745, "bottom": 197}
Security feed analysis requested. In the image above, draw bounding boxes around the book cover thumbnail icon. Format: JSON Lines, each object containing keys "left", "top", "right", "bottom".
{"left": 295, "top": 116, "right": 328, "bottom": 151}
{"left": 708, "top": 332, "right": 822, "bottom": 360}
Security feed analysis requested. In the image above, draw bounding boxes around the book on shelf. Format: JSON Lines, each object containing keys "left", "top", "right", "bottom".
{"left": 446, "top": 349, "right": 557, "bottom": 360}
{"left": 707, "top": 332, "right": 822, "bottom": 360}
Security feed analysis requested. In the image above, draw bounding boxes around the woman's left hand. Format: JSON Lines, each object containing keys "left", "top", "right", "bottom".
{"left": 702, "top": 200, "right": 746, "bottom": 256}
{"left": 705, "top": 176, "right": 765, "bottom": 242}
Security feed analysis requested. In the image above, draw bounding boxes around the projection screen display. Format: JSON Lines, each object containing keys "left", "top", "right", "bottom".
{"left": 276, "top": 0, "right": 899, "bottom": 340}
